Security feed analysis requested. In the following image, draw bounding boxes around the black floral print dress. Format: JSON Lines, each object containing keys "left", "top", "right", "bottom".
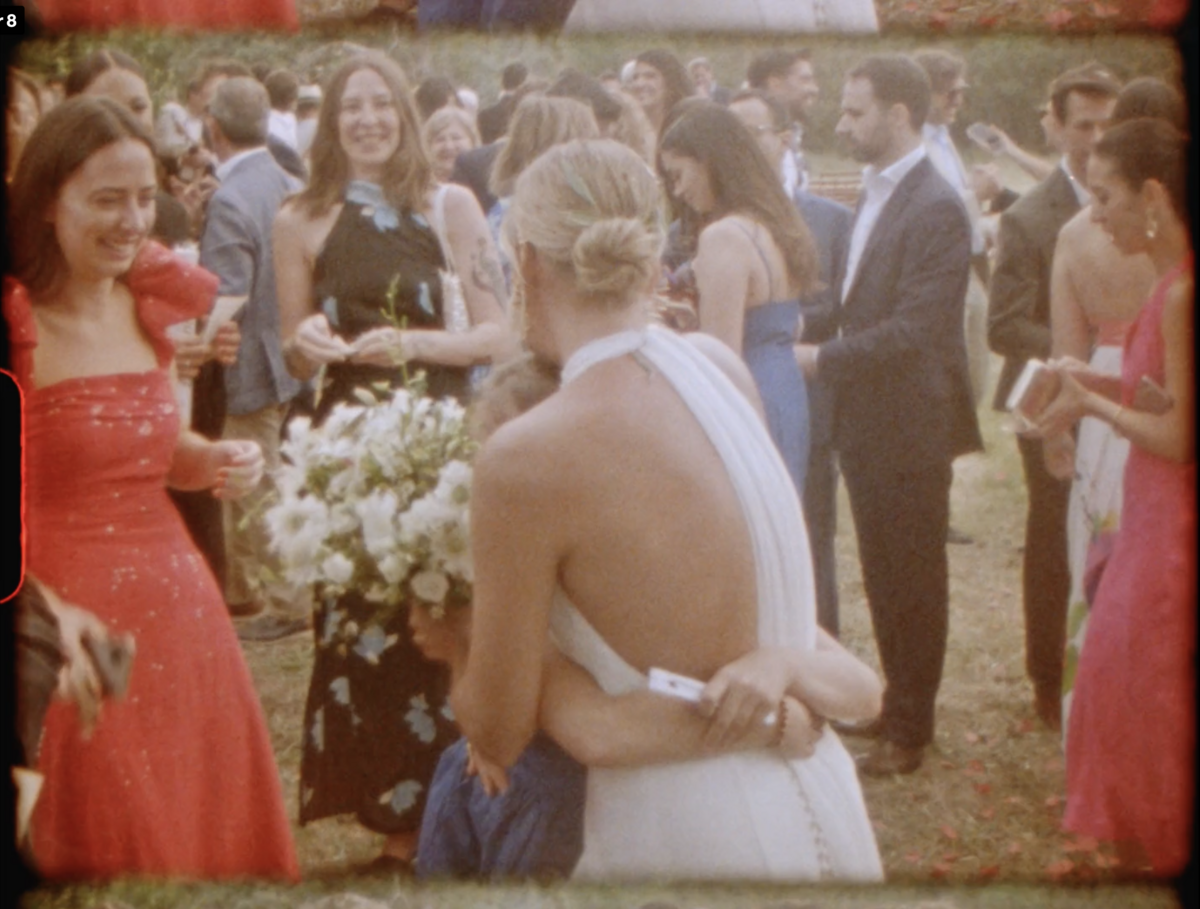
{"left": 299, "top": 183, "right": 463, "bottom": 835}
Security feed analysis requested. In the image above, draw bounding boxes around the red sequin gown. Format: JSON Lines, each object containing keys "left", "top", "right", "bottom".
{"left": 32, "top": 0, "right": 298, "bottom": 32}
{"left": 1063, "top": 259, "right": 1195, "bottom": 875}
{"left": 4, "top": 243, "right": 298, "bottom": 881}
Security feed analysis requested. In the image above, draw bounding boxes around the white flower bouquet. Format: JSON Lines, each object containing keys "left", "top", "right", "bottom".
{"left": 265, "top": 380, "right": 477, "bottom": 623}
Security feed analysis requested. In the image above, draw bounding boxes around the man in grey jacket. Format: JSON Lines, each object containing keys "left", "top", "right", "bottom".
{"left": 201, "top": 76, "right": 304, "bottom": 641}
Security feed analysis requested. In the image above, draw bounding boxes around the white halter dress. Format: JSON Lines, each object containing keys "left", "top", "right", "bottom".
{"left": 551, "top": 326, "right": 883, "bottom": 882}
{"left": 563, "top": 0, "right": 879, "bottom": 33}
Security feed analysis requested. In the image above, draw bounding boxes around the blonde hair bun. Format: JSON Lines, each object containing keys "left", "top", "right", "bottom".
{"left": 572, "top": 217, "right": 660, "bottom": 299}
{"left": 509, "top": 139, "right": 663, "bottom": 307}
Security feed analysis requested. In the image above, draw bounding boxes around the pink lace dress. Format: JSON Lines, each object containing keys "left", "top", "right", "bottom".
{"left": 4, "top": 243, "right": 298, "bottom": 881}
{"left": 1063, "top": 259, "right": 1195, "bottom": 874}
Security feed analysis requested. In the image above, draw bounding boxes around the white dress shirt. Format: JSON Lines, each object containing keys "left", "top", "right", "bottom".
{"left": 841, "top": 143, "right": 928, "bottom": 303}
{"left": 923, "top": 123, "right": 984, "bottom": 254}
{"left": 268, "top": 109, "right": 298, "bottom": 151}
{"left": 1061, "top": 158, "right": 1092, "bottom": 208}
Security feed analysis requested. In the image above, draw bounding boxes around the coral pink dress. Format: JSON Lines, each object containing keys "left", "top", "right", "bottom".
{"left": 1063, "top": 259, "right": 1195, "bottom": 875}
{"left": 4, "top": 243, "right": 298, "bottom": 881}
{"left": 32, "top": 0, "right": 298, "bottom": 32}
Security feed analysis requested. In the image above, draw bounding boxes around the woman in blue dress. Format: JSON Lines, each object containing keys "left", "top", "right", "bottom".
{"left": 659, "top": 102, "right": 819, "bottom": 495}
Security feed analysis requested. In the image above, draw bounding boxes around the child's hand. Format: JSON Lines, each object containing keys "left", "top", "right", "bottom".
{"left": 466, "top": 742, "right": 510, "bottom": 796}
{"left": 408, "top": 603, "right": 471, "bottom": 673}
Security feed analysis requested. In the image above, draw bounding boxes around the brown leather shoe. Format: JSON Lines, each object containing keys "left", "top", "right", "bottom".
{"left": 855, "top": 740, "right": 924, "bottom": 777}
{"left": 1035, "top": 693, "right": 1063, "bottom": 732}
{"left": 830, "top": 716, "right": 884, "bottom": 739}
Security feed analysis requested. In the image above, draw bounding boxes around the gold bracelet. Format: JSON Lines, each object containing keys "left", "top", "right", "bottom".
{"left": 1112, "top": 404, "right": 1126, "bottom": 437}
{"left": 771, "top": 699, "right": 789, "bottom": 748}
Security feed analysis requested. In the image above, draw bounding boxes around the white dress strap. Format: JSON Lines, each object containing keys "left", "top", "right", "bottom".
{"left": 561, "top": 328, "right": 648, "bottom": 386}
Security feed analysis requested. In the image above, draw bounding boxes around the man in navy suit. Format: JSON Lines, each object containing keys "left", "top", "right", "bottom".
{"left": 728, "top": 89, "right": 852, "bottom": 639}
{"left": 201, "top": 77, "right": 305, "bottom": 641}
{"left": 795, "top": 55, "right": 982, "bottom": 775}
{"left": 986, "top": 63, "right": 1120, "bottom": 731}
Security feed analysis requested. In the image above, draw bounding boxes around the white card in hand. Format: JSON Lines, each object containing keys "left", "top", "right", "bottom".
{"left": 201, "top": 295, "right": 248, "bottom": 346}
{"left": 647, "top": 667, "right": 778, "bottom": 726}
{"left": 648, "top": 667, "right": 705, "bottom": 702}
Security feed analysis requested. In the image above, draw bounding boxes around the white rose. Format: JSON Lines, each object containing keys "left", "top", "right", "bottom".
{"left": 356, "top": 489, "right": 399, "bottom": 558}
{"left": 378, "top": 552, "right": 411, "bottom": 585}
{"left": 321, "top": 552, "right": 355, "bottom": 586}
{"left": 410, "top": 569, "right": 450, "bottom": 604}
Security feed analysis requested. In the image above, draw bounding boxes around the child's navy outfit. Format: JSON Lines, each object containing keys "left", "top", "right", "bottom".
{"left": 416, "top": 732, "right": 586, "bottom": 880}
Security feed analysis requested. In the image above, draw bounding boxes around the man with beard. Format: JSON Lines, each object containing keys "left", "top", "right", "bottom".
{"left": 794, "top": 55, "right": 981, "bottom": 776}
{"left": 747, "top": 49, "right": 820, "bottom": 196}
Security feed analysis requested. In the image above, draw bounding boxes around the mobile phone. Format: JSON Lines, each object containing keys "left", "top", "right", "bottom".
{"left": 647, "top": 668, "right": 777, "bottom": 726}
{"left": 966, "top": 122, "right": 1005, "bottom": 155}
{"left": 1005, "top": 359, "right": 1061, "bottom": 432}
{"left": 82, "top": 632, "right": 135, "bottom": 699}
{"left": 648, "top": 667, "right": 705, "bottom": 703}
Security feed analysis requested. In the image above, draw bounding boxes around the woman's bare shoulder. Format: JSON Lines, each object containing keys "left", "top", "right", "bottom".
{"left": 274, "top": 199, "right": 340, "bottom": 253}
{"left": 683, "top": 332, "right": 762, "bottom": 411}
{"left": 471, "top": 391, "right": 591, "bottom": 503}
{"left": 697, "top": 215, "right": 752, "bottom": 251}
{"left": 1162, "top": 269, "right": 1194, "bottom": 320}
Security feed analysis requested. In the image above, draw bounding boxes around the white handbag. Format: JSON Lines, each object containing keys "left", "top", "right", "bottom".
{"left": 429, "top": 184, "right": 471, "bottom": 334}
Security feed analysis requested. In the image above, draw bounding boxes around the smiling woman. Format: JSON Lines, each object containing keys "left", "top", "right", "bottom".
{"left": 2, "top": 95, "right": 297, "bottom": 882}
{"left": 48, "top": 140, "right": 158, "bottom": 288}
{"left": 272, "top": 51, "right": 515, "bottom": 873}
{"left": 423, "top": 106, "right": 480, "bottom": 184}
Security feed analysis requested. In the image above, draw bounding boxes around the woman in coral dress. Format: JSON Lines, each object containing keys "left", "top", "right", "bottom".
{"left": 4, "top": 95, "right": 297, "bottom": 881}
{"left": 1034, "top": 118, "right": 1193, "bottom": 876}
{"left": 30, "top": 0, "right": 297, "bottom": 32}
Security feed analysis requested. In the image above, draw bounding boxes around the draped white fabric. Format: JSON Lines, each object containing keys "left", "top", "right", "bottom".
{"left": 551, "top": 326, "right": 883, "bottom": 881}
{"left": 563, "top": 0, "right": 880, "bottom": 33}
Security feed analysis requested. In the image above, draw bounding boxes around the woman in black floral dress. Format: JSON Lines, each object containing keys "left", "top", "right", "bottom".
{"left": 274, "top": 52, "right": 513, "bottom": 871}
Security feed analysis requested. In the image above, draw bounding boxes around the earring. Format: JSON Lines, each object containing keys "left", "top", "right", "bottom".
{"left": 1145, "top": 209, "right": 1159, "bottom": 240}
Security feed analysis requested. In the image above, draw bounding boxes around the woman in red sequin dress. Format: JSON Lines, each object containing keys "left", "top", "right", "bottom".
{"left": 1033, "top": 118, "right": 1193, "bottom": 876}
{"left": 30, "top": 0, "right": 297, "bottom": 33}
{"left": 4, "top": 96, "right": 298, "bottom": 881}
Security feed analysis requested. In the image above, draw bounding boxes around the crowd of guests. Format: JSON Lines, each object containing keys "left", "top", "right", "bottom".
{"left": 4, "top": 32, "right": 1192, "bottom": 888}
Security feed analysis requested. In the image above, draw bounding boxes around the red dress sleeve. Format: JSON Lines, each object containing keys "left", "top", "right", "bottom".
{"left": 2, "top": 277, "right": 38, "bottom": 392}
{"left": 127, "top": 241, "right": 220, "bottom": 367}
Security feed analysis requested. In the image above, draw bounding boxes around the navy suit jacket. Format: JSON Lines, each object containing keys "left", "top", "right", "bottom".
{"left": 819, "top": 157, "right": 983, "bottom": 470}
{"left": 986, "top": 166, "right": 1079, "bottom": 411}
{"left": 450, "top": 141, "right": 503, "bottom": 216}
{"left": 200, "top": 149, "right": 302, "bottom": 415}
{"left": 794, "top": 190, "right": 852, "bottom": 449}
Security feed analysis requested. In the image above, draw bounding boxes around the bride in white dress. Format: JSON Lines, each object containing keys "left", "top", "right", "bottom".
{"left": 451, "top": 139, "right": 883, "bottom": 881}
{"left": 564, "top": 0, "right": 879, "bottom": 33}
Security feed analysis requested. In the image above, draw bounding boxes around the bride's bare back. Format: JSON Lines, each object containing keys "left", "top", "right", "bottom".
{"left": 468, "top": 350, "right": 759, "bottom": 725}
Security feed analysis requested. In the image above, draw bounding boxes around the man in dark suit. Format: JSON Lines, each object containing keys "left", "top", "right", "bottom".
{"left": 747, "top": 49, "right": 820, "bottom": 197}
{"left": 729, "top": 89, "right": 852, "bottom": 638}
{"left": 202, "top": 76, "right": 306, "bottom": 642}
{"left": 986, "top": 63, "right": 1120, "bottom": 731}
{"left": 795, "top": 55, "right": 982, "bottom": 775}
